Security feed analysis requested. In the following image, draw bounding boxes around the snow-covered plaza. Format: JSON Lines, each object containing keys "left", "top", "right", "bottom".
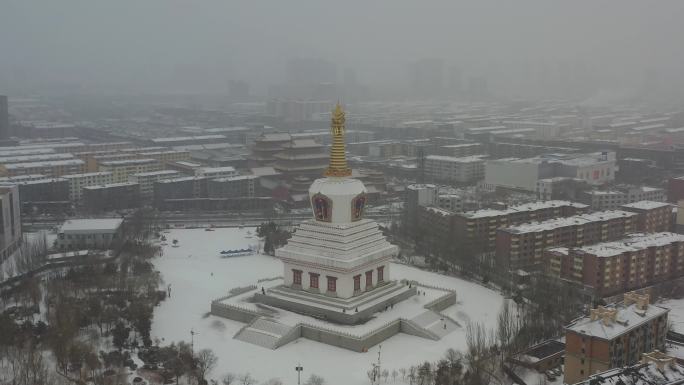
{"left": 151, "top": 227, "right": 508, "bottom": 385}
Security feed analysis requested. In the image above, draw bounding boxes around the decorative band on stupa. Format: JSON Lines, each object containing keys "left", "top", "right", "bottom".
{"left": 324, "top": 103, "right": 352, "bottom": 178}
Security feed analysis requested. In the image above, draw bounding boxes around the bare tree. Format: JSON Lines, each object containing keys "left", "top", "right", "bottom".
{"left": 222, "top": 373, "right": 236, "bottom": 385}
{"left": 239, "top": 373, "right": 255, "bottom": 385}
{"left": 497, "top": 300, "right": 519, "bottom": 363}
{"left": 305, "top": 374, "right": 325, "bottom": 385}
{"left": 195, "top": 348, "right": 218, "bottom": 382}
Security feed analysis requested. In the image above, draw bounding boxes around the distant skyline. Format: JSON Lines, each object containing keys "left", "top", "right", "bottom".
{"left": 1, "top": 0, "right": 684, "bottom": 103}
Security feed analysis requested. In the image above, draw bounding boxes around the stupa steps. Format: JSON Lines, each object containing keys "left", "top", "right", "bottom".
{"left": 410, "top": 310, "right": 459, "bottom": 338}
{"left": 234, "top": 318, "right": 295, "bottom": 350}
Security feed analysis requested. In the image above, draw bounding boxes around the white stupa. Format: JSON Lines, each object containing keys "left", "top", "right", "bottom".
{"left": 275, "top": 104, "right": 398, "bottom": 299}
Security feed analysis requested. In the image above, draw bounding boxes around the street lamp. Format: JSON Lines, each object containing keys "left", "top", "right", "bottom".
{"left": 295, "top": 363, "right": 304, "bottom": 385}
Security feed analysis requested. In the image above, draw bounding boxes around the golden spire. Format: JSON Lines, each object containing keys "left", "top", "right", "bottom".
{"left": 324, "top": 103, "right": 352, "bottom": 177}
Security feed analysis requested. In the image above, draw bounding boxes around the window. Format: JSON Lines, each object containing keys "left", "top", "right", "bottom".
{"left": 377, "top": 266, "right": 384, "bottom": 283}
{"left": 326, "top": 276, "right": 337, "bottom": 292}
{"left": 292, "top": 270, "right": 302, "bottom": 285}
{"left": 354, "top": 275, "right": 361, "bottom": 291}
{"left": 365, "top": 270, "right": 373, "bottom": 288}
{"left": 309, "top": 273, "right": 319, "bottom": 289}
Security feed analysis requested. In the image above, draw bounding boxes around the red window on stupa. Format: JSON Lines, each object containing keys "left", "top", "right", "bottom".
{"left": 365, "top": 270, "right": 373, "bottom": 288}
{"left": 327, "top": 276, "right": 337, "bottom": 292}
{"left": 292, "top": 270, "right": 302, "bottom": 285}
{"left": 354, "top": 275, "right": 361, "bottom": 291}
{"left": 309, "top": 273, "right": 319, "bottom": 289}
{"left": 377, "top": 266, "right": 384, "bottom": 282}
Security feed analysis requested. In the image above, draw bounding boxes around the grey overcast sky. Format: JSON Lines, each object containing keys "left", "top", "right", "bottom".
{"left": 1, "top": 0, "right": 684, "bottom": 100}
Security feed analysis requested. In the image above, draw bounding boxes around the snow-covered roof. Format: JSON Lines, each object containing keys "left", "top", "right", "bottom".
{"left": 196, "top": 166, "right": 236, "bottom": 174}
{"left": 83, "top": 182, "right": 138, "bottom": 190}
{"left": 620, "top": 200, "right": 671, "bottom": 210}
{"left": 99, "top": 158, "right": 157, "bottom": 166}
{"left": 503, "top": 210, "right": 636, "bottom": 234}
{"left": 4, "top": 158, "right": 84, "bottom": 169}
{"left": 62, "top": 172, "right": 112, "bottom": 179}
{"left": 130, "top": 170, "right": 180, "bottom": 178}
{"left": 151, "top": 135, "right": 227, "bottom": 143}
{"left": 441, "top": 143, "right": 481, "bottom": 148}
{"left": 211, "top": 175, "right": 258, "bottom": 182}
{"left": 571, "top": 232, "right": 684, "bottom": 258}
{"left": 460, "top": 200, "right": 588, "bottom": 219}
{"left": 425, "top": 206, "right": 453, "bottom": 216}
{"left": 577, "top": 360, "right": 684, "bottom": 385}
{"left": 60, "top": 218, "right": 124, "bottom": 233}
{"left": 566, "top": 302, "right": 668, "bottom": 340}
{"left": 425, "top": 155, "right": 487, "bottom": 163}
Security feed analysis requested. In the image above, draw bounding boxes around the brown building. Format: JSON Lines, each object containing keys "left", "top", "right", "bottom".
{"left": 564, "top": 293, "right": 668, "bottom": 384}
{"left": 249, "top": 133, "right": 292, "bottom": 167}
{"left": 452, "top": 200, "right": 589, "bottom": 257}
{"left": 272, "top": 138, "right": 328, "bottom": 180}
{"left": 619, "top": 201, "right": 673, "bottom": 232}
{"left": 417, "top": 206, "right": 455, "bottom": 255}
{"left": 546, "top": 232, "right": 684, "bottom": 298}
{"left": 496, "top": 210, "right": 637, "bottom": 271}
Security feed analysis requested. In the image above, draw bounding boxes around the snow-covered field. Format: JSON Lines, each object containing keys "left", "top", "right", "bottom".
{"left": 151, "top": 228, "right": 507, "bottom": 385}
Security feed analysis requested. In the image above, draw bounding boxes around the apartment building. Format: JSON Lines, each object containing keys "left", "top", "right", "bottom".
{"left": 128, "top": 170, "right": 181, "bottom": 200}
{"left": 1, "top": 158, "right": 85, "bottom": 177}
{"left": 62, "top": 172, "right": 114, "bottom": 202}
{"left": 484, "top": 152, "right": 616, "bottom": 192}
{"left": 452, "top": 200, "right": 589, "bottom": 256}
{"left": 546, "top": 232, "right": 684, "bottom": 297}
{"left": 137, "top": 150, "right": 191, "bottom": 165}
{"left": 194, "top": 166, "right": 238, "bottom": 179}
{"left": 424, "top": 155, "right": 486, "bottom": 184}
{"left": 580, "top": 187, "right": 666, "bottom": 210}
{"left": 153, "top": 176, "right": 208, "bottom": 209}
{"left": 98, "top": 159, "right": 161, "bottom": 183}
{"left": 82, "top": 182, "right": 141, "bottom": 213}
{"left": 207, "top": 175, "right": 258, "bottom": 198}
{"left": 496, "top": 210, "right": 637, "bottom": 271}
{"left": 0, "top": 152, "right": 74, "bottom": 165}
{"left": 619, "top": 201, "right": 673, "bottom": 232}
{"left": 564, "top": 293, "right": 668, "bottom": 384}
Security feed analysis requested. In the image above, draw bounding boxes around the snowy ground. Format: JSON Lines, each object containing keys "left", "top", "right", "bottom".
{"left": 151, "top": 228, "right": 508, "bottom": 385}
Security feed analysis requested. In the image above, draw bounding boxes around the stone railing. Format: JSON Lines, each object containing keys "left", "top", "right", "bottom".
{"left": 257, "top": 276, "right": 283, "bottom": 283}
{"left": 210, "top": 300, "right": 261, "bottom": 324}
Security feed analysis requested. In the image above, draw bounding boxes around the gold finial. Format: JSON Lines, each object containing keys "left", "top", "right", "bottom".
{"left": 324, "top": 103, "right": 351, "bottom": 177}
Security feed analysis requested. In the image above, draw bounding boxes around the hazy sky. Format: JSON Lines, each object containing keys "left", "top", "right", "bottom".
{"left": 1, "top": 0, "right": 684, "bottom": 100}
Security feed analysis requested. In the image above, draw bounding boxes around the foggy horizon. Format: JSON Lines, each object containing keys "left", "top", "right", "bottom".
{"left": 2, "top": 0, "right": 684, "bottom": 103}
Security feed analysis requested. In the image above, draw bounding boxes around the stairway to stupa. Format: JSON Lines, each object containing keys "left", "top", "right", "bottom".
{"left": 410, "top": 310, "right": 459, "bottom": 338}
{"left": 234, "top": 317, "right": 295, "bottom": 349}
